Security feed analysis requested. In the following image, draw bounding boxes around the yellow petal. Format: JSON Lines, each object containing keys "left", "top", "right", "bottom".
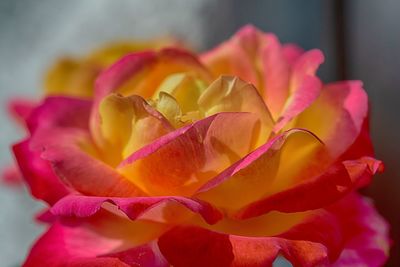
{"left": 198, "top": 76, "right": 274, "bottom": 148}
{"left": 97, "top": 94, "right": 172, "bottom": 166}
{"left": 154, "top": 73, "right": 207, "bottom": 114}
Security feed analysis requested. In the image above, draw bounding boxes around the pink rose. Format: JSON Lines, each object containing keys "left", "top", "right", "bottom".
{"left": 12, "top": 25, "right": 389, "bottom": 267}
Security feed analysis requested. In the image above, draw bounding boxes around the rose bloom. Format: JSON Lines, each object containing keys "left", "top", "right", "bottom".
{"left": 10, "top": 25, "right": 389, "bottom": 267}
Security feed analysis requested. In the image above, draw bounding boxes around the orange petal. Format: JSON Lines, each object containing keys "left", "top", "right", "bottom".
{"left": 118, "top": 113, "right": 260, "bottom": 196}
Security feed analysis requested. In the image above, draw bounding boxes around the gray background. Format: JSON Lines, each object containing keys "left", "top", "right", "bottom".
{"left": 0, "top": 1, "right": 399, "bottom": 266}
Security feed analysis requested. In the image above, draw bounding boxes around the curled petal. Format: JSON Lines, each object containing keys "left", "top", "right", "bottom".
{"left": 51, "top": 194, "right": 222, "bottom": 225}
{"left": 23, "top": 222, "right": 167, "bottom": 267}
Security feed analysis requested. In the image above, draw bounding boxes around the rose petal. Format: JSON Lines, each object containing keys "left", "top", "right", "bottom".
{"left": 51, "top": 194, "right": 222, "bottom": 225}
{"left": 331, "top": 194, "right": 390, "bottom": 267}
{"left": 157, "top": 193, "right": 389, "bottom": 267}
{"left": 278, "top": 193, "right": 390, "bottom": 266}
{"left": 273, "top": 49, "right": 324, "bottom": 132}
{"left": 103, "top": 243, "right": 169, "bottom": 267}
{"left": 118, "top": 112, "right": 260, "bottom": 196}
{"left": 158, "top": 226, "right": 329, "bottom": 267}
{"left": 201, "top": 27, "right": 259, "bottom": 89}
{"left": 32, "top": 127, "right": 145, "bottom": 197}
{"left": 236, "top": 157, "right": 383, "bottom": 219}
{"left": 282, "top": 43, "right": 304, "bottom": 66}
{"left": 44, "top": 58, "right": 100, "bottom": 98}
{"left": 295, "top": 81, "right": 368, "bottom": 159}
{"left": 7, "top": 98, "right": 37, "bottom": 127}
{"left": 340, "top": 116, "right": 374, "bottom": 160}
{"left": 201, "top": 25, "right": 292, "bottom": 118}
{"left": 195, "top": 129, "right": 325, "bottom": 212}
{"left": 13, "top": 139, "right": 69, "bottom": 205}
{"left": 23, "top": 222, "right": 167, "bottom": 267}
{"left": 26, "top": 96, "right": 92, "bottom": 133}
{"left": 198, "top": 75, "right": 274, "bottom": 146}
{"left": 96, "top": 94, "right": 173, "bottom": 166}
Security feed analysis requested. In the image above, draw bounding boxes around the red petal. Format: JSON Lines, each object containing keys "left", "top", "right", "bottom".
{"left": 51, "top": 194, "right": 222, "bottom": 225}
{"left": 23, "top": 222, "right": 167, "bottom": 267}
{"left": 236, "top": 157, "right": 383, "bottom": 219}
{"left": 32, "top": 127, "right": 145, "bottom": 197}
{"left": 26, "top": 96, "right": 92, "bottom": 133}
{"left": 158, "top": 226, "right": 329, "bottom": 267}
{"left": 7, "top": 98, "right": 37, "bottom": 127}
{"left": 13, "top": 139, "right": 69, "bottom": 205}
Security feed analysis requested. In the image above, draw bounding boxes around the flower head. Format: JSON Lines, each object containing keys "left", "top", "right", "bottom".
{"left": 12, "top": 25, "right": 389, "bottom": 267}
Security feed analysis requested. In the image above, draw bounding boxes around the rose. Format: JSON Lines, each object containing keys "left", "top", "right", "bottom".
{"left": 13, "top": 25, "right": 389, "bottom": 267}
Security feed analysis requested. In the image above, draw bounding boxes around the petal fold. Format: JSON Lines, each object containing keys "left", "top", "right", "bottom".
{"left": 51, "top": 194, "right": 222, "bottom": 225}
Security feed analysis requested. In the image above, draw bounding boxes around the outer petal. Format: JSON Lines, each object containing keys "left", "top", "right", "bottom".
{"left": 118, "top": 112, "right": 260, "bottom": 196}
{"left": 236, "top": 157, "right": 383, "bottom": 219}
{"left": 157, "top": 193, "right": 389, "bottom": 267}
{"left": 331, "top": 194, "right": 390, "bottom": 266}
{"left": 340, "top": 116, "right": 374, "bottom": 160}
{"left": 278, "top": 193, "right": 390, "bottom": 266}
{"left": 158, "top": 226, "right": 329, "bottom": 267}
{"left": 51, "top": 195, "right": 222, "bottom": 225}
{"left": 295, "top": 81, "right": 368, "bottom": 159}
{"left": 7, "top": 98, "right": 37, "bottom": 127}
{"left": 282, "top": 43, "right": 304, "bottom": 66}
{"left": 26, "top": 96, "right": 92, "bottom": 133}
{"left": 13, "top": 139, "right": 69, "bottom": 204}
{"left": 32, "top": 127, "right": 145, "bottom": 197}
{"left": 23, "top": 222, "right": 168, "bottom": 267}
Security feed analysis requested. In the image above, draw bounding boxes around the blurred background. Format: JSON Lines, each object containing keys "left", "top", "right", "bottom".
{"left": 0, "top": 0, "right": 398, "bottom": 266}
